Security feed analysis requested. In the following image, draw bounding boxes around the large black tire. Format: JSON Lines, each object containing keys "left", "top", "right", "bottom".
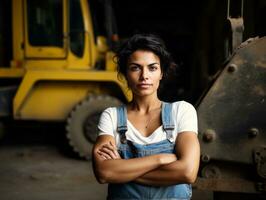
{"left": 66, "top": 95, "right": 122, "bottom": 160}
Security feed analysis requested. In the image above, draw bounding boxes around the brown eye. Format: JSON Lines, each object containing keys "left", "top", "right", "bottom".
{"left": 129, "top": 65, "right": 140, "bottom": 71}
{"left": 149, "top": 65, "right": 158, "bottom": 71}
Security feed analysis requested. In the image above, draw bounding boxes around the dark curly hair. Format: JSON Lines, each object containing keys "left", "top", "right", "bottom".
{"left": 115, "top": 33, "right": 177, "bottom": 81}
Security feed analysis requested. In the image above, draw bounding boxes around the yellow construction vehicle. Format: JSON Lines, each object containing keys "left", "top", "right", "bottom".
{"left": 0, "top": 0, "right": 131, "bottom": 159}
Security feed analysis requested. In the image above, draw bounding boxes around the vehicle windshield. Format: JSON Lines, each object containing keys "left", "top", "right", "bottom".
{"left": 27, "top": 0, "right": 63, "bottom": 47}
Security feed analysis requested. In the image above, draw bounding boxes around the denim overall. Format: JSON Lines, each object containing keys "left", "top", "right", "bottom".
{"left": 107, "top": 102, "right": 192, "bottom": 200}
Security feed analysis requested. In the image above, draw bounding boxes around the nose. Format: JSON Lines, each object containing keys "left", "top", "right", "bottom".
{"left": 140, "top": 67, "right": 149, "bottom": 80}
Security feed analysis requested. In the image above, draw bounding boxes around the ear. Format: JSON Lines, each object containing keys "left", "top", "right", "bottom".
{"left": 160, "top": 72, "right": 163, "bottom": 80}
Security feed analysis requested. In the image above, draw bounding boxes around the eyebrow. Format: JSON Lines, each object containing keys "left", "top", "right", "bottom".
{"left": 128, "top": 62, "right": 160, "bottom": 66}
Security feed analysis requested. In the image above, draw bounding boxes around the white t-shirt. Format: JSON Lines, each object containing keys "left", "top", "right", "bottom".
{"left": 98, "top": 101, "right": 198, "bottom": 146}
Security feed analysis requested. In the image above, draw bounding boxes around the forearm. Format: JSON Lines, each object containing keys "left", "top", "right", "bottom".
{"left": 135, "top": 159, "right": 197, "bottom": 186}
{"left": 135, "top": 132, "right": 201, "bottom": 187}
{"left": 93, "top": 135, "right": 177, "bottom": 184}
{"left": 94, "top": 153, "right": 175, "bottom": 184}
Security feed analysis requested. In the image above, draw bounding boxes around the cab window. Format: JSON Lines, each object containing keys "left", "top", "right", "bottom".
{"left": 69, "top": 0, "right": 85, "bottom": 57}
{"left": 27, "top": 0, "right": 63, "bottom": 47}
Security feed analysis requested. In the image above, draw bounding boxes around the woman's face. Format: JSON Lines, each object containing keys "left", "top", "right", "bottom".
{"left": 126, "top": 50, "right": 162, "bottom": 97}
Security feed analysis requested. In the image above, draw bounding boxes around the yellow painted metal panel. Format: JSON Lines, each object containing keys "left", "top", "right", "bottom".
{"left": 25, "top": 60, "right": 68, "bottom": 70}
{"left": 18, "top": 82, "right": 97, "bottom": 120}
{"left": 106, "top": 51, "right": 117, "bottom": 71}
{"left": 13, "top": 70, "right": 132, "bottom": 119}
{"left": 0, "top": 68, "right": 25, "bottom": 78}
{"left": 12, "top": 0, "right": 24, "bottom": 63}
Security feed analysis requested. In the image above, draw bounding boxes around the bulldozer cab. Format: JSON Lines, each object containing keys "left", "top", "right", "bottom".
{"left": 0, "top": 0, "right": 118, "bottom": 70}
{"left": 0, "top": 0, "right": 130, "bottom": 159}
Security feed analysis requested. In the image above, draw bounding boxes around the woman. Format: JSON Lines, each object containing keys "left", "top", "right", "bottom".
{"left": 92, "top": 33, "right": 200, "bottom": 200}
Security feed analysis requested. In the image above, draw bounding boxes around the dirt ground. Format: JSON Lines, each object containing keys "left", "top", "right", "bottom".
{"left": 0, "top": 122, "right": 107, "bottom": 200}
{"left": 0, "top": 145, "right": 107, "bottom": 200}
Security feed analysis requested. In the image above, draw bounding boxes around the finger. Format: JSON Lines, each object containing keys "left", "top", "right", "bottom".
{"left": 100, "top": 146, "right": 120, "bottom": 159}
{"left": 98, "top": 154, "right": 107, "bottom": 160}
{"left": 109, "top": 147, "right": 120, "bottom": 158}
{"left": 115, "top": 151, "right": 121, "bottom": 159}
{"left": 109, "top": 142, "right": 120, "bottom": 157}
{"left": 112, "top": 148, "right": 120, "bottom": 157}
{"left": 100, "top": 153, "right": 112, "bottom": 160}
{"left": 108, "top": 142, "right": 120, "bottom": 157}
{"left": 99, "top": 147, "right": 117, "bottom": 159}
{"left": 96, "top": 151, "right": 108, "bottom": 160}
{"left": 109, "top": 141, "right": 117, "bottom": 150}
{"left": 100, "top": 147, "right": 117, "bottom": 159}
{"left": 101, "top": 144, "right": 119, "bottom": 157}
{"left": 97, "top": 151, "right": 112, "bottom": 160}
{"left": 103, "top": 143, "right": 116, "bottom": 151}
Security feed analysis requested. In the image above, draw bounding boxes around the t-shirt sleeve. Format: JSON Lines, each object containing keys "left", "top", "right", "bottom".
{"left": 177, "top": 101, "right": 198, "bottom": 134}
{"left": 97, "top": 107, "right": 115, "bottom": 137}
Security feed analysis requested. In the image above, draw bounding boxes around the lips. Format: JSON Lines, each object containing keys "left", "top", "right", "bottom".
{"left": 137, "top": 83, "right": 152, "bottom": 89}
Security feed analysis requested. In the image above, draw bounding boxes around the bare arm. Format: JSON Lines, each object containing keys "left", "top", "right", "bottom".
{"left": 92, "top": 135, "right": 177, "bottom": 184}
{"left": 135, "top": 132, "right": 200, "bottom": 186}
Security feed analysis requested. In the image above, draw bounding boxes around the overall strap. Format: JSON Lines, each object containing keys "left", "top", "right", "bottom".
{"left": 116, "top": 105, "right": 127, "bottom": 144}
{"left": 162, "top": 102, "right": 175, "bottom": 143}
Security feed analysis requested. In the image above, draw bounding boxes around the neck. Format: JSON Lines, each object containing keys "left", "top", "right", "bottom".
{"left": 129, "top": 94, "right": 162, "bottom": 114}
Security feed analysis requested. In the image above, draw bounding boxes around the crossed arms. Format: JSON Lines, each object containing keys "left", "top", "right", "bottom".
{"left": 92, "top": 132, "right": 200, "bottom": 186}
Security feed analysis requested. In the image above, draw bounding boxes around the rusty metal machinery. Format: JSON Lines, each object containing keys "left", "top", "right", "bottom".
{"left": 195, "top": 36, "right": 266, "bottom": 195}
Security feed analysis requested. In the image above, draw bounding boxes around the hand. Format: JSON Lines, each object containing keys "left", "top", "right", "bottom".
{"left": 97, "top": 141, "right": 121, "bottom": 160}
